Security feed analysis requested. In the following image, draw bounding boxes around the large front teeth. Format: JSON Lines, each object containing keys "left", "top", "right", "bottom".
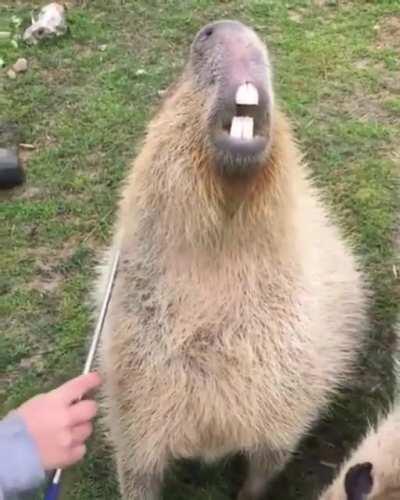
{"left": 229, "top": 83, "right": 258, "bottom": 140}
{"left": 235, "top": 82, "right": 259, "bottom": 105}
{"left": 230, "top": 116, "right": 254, "bottom": 140}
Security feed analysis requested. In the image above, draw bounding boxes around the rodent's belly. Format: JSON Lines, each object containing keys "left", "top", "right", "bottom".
{"left": 138, "top": 340, "right": 323, "bottom": 461}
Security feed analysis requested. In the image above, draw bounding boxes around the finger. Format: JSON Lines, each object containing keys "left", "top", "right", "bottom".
{"left": 64, "top": 444, "right": 87, "bottom": 467}
{"left": 71, "top": 422, "right": 93, "bottom": 446}
{"left": 56, "top": 373, "right": 102, "bottom": 404}
{"left": 69, "top": 400, "right": 97, "bottom": 426}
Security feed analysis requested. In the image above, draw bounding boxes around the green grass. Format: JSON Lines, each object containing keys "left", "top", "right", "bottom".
{"left": 1, "top": 1, "right": 400, "bottom": 499}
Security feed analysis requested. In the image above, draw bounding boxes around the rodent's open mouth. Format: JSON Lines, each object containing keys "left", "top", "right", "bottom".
{"left": 211, "top": 82, "right": 269, "bottom": 168}
{"left": 213, "top": 131, "right": 267, "bottom": 160}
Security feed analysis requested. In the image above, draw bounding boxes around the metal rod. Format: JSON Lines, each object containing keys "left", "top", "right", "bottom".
{"left": 83, "top": 249, "right": 120, "bottom": 374}
{"left": 44, "top": 249, "right": 120, "bottom": 499}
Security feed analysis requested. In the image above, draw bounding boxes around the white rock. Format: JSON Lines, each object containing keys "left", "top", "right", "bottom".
{"left": 12, "top": 58, "right": 28, "bottom": 73}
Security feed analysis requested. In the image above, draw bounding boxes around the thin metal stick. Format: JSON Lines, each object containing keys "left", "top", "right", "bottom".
{"left": 83, "top": 249, "right": 120, "bottom": 374}
{"left": 44, "top": 249, "right": 121, "bottom": 499}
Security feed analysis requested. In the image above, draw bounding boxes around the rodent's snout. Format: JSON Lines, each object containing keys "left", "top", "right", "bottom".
{"left": 211, "top": 78, "right": 270, "bottom": 174}
{"left": 191, "top": 20, "right": 273, "bottom": 177}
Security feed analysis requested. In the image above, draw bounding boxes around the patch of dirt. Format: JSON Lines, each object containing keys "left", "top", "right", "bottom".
{"left": 18, "top": 145, "right": 35, "bottom": 167}
{"left": 341, "top": 84, "right": 398, "bottom": 124}
{"left": 73, "top": 42, "right": 94, "bottom": 59}
{"left": 39, "top": 132, "right": 58, "bottom": 149}
{"left": 86, "top": 151, "right": 107, "bottom": 170}
{"left": 27, "top": 270, "right": 63, "bottom": 294}
{"left": 19, "top": 351, "right": 46, "bottom": 372}
{"left": 353, "top": 58, "right": 370, "bottom": 70}
{"left": 343, "top": 87, "right": 388, "bottom": 122}
{"left": 317, "top": 83, "right": 398, "bottom": 126}
{"left": 375, "top": 16, "right": 400, "bottom": 53}
{"left": 0, "top": 236, "right": 99, "bottom": 396}
{"left": 25, "top": 238, "right": 94, "bottom": 295}
{"left": 0, "top": 339, "right": 54, "bottom": 402}
{"left": 40, "top": 66, "right": 74, "bottom": 85}
{"left": 0, "top": 185, "right": 22, "bottom": 202}
{"left": 18, "top": 186, "right": 43, "bottom": 200}
{"left": 1, "top": 182, "right": 48, "bottom": 205}
{"left": 25, "top": 248, "right": 65, "bottom": 294}
{"left": 381, "top": 73, "right": 400, "bottom": 95}
{"left": 317, "top": 60, "right": 400, "bottom": 126}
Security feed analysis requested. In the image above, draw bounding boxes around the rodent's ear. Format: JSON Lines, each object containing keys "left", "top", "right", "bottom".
{"left": 344, "top": 462, "right": 373, "bottom": 500}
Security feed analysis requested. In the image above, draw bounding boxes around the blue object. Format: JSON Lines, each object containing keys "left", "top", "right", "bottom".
{"left": 44, "top": 480, "right": 60, "bottom": 500}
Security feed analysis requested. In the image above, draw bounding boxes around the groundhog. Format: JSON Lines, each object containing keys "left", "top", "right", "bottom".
{"left": 95, "top": 20, "right": 369, "bottom": 500}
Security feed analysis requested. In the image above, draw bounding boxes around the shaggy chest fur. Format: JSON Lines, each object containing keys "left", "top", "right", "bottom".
{"left": 98, "top": 170, "right": 367, "bottom": 469}
{"left": 102, "top": 240, "right": 334, "bottom": 460}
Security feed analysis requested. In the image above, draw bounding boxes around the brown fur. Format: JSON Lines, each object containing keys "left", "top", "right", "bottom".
{"left": 95, "top": 25, "right": 369, "bottom": 500}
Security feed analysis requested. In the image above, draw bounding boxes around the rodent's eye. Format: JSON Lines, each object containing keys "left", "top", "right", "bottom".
{"left": 198, "top": 26, "right": 214, "bottom": 43}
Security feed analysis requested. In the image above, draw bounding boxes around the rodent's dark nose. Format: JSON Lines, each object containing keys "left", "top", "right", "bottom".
{"left": 196, "top": 20, "right": 247, "bottom": 39}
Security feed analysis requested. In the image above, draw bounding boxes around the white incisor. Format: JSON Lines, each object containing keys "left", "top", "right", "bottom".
{"left": 229, "top": 83, "right": 258, "bottom": 140}
{"left": 236, "top": 82, "right": 259, "bottom": 105}
{"left": 230, "top": 116, "right": 254, "bottom": 140}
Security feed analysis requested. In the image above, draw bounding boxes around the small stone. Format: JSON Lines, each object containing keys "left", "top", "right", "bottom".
{"left": 135, "top": 69, "right": 146, "bottom": 76}
{"left": 99, "top": 44, "right": 107, "bottom": 51}
{"left": 12, "top": 58, "right": 28, "bottom": 73}
{"left": 7, "top": 69, "right": 16, "bottom": 79}
{"left": 157, "top": 89, "right": 167, "bottom": 97}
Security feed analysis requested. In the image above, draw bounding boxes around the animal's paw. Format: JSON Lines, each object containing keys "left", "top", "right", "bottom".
{"left": 236, "top": 482, "right": 265, "bottom": 500}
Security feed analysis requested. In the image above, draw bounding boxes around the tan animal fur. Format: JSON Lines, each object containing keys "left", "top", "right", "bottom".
{"left": 319, "top": 406, "right": 400, "bottom": 500}
{"left": 95, "top": 20, "right": 369, "bottom": 500}
{"left": 319, "top": 327, "right": 400, "bottom": 500}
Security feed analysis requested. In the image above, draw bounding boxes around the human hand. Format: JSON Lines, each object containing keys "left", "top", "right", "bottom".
{"left": 16, "top": 372, "right": 101, "bottom": 471}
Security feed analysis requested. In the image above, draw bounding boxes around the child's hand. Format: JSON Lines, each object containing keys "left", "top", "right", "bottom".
{"left": 16, "top": 372, "right": 101, "bottom": 471}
